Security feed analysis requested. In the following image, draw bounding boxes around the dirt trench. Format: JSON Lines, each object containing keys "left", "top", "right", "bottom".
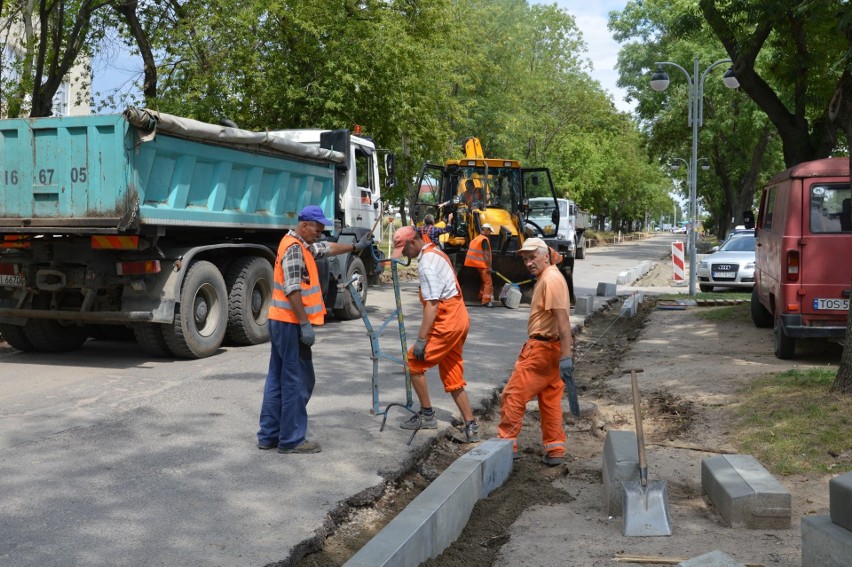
{"left": 291, "top": 297, "right": 688, "bottom": 567}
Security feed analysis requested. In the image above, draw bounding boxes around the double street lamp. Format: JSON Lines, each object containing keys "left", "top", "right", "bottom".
{"left": 651, "top": 57, "right": 739, "bottom": 295}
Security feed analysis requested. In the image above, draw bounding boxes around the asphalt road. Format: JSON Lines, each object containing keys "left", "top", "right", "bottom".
{"left": 0, "top": 234, "right": 679, "bottom": 567}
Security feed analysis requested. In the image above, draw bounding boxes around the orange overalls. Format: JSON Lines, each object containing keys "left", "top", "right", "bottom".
{"left": 497, "top": 266, "right": 568, "bottom": 458}
{"left": 464, "top": 234, "right": 493, "bottom": 305}
{"left": 407, "top": 246, "right": 470, "bottom": 392}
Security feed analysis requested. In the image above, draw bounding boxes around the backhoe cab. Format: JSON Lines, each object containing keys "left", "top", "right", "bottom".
{"left": 412, "top": 137, "right": 574, "bottom": 303}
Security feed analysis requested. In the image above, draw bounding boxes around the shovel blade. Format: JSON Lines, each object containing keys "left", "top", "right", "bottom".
{"left": 621, "top": 480, "right": 672, "bottom": 537}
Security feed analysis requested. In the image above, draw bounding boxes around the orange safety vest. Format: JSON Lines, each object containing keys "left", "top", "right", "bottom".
{"left": 464, "top": 234, "right": 490, "bottom": 268}
{"left": 548, "top": 246, "right": 564, "bottom": 266}
{"left": 268, "top": 235, "right": 326, "bottom": 325}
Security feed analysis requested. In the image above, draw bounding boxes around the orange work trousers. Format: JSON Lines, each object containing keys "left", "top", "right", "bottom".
{"left": 477, "top": 268, "right": 493, "bottom": 304}
{"left": 407, "top": 294, "right": 470, "bottom": 392}
{"left": 497, "top": 340, "right": 566, "bottom": 457}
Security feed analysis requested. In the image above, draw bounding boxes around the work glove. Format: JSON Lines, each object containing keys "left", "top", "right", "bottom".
{"left": 412, "top": 338, "right": 428, "bottom": 361}
{"left": 299, "top": 321, "right": 315, "bottom": 347}
{"left": 560, "top": 356, "right": 581, "bottom": 417}
{"left": 354, "top": 233, "right": 373, "bottom": 251}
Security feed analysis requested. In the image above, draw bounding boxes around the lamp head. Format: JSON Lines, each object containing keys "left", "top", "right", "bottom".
{"left": 670, "top": 161, "right": 681, "bottom": 170}
{"left": 650, "top": 66, "right": 670, "bottom": 91}
{"left": 723, "top": 67, "right": 739, "bottom": 89}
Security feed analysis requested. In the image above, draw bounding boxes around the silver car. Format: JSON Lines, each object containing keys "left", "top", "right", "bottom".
{"left": 697, "top": 235, "right": 756, "bottom": 292}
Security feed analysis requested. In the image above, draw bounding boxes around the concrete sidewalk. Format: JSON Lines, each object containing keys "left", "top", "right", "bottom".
{"left": 0, "top": 236, "right": 675, "bottom": 567}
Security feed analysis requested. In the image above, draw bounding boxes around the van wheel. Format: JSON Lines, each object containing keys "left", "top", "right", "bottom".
{"left": 334, "top": 257, "right": 367, "bottom": 320}
{"left": 750, "top": 288, "right": 773, "bottom": 328}
{"left": 225, "top": 256, "right": 272, "bottom": 345}
{"left": 163, "top": 261, "right": 228, "bottom": 358}
{"left": 774, "top": 315, "right": 796, "bottom": 359}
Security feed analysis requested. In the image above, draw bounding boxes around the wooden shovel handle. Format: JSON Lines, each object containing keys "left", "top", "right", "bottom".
{"left": 630, "top": 369, "right": 648, "bottom": 483}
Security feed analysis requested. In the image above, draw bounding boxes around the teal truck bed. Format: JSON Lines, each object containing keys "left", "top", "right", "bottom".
{"left": 0, "top": 109, "right": 385, "bottom": 358}
{"left": 0, "top": 109, "right": 340, "bottom": 232}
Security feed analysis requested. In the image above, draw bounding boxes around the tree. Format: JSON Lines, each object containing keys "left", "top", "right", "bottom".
{"left": 610, "top": 0, "right": 784, "bottom": 239}
{"left": 1, "top": 0, "right": 118, "bottom": 117}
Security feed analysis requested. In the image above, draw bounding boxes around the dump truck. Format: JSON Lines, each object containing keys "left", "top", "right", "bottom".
{"left": 411, "top": 137, "right": 574, "bottom": 302}
{"left": 527, "top": 197, "right": 589, "bottom": 261}
{"left": 0, "top": 108, "right": 394, "bottom": 358}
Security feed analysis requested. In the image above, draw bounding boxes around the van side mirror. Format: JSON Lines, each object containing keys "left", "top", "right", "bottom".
{"left": 743, "top": 210, "right": 755, "bottom": 229}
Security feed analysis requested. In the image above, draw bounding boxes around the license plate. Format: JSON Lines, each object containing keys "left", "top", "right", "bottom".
{"left": 813, "top": 298, "right": 850, "bottom": 310}
{"left": 0, "top": 274, "right": 25, "bottom": 287}
{"left": 712, "top": 271, "right": 736, "bottom": 279}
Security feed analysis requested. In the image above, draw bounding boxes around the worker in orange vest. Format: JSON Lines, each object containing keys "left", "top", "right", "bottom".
{"left": 464, "top": 224, "right": 495, "bottom": 307}
{"left": 258, "top": 205, "right": 372, "bottom": 454}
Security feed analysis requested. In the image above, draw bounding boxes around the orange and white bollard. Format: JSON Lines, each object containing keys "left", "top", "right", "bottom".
{"left": 672, "top": 241, "right": 685, "bottom": 284}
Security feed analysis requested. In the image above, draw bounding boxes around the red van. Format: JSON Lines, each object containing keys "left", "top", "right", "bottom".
{"left": 750, "top": 157, "right": 851, "bottom": 359}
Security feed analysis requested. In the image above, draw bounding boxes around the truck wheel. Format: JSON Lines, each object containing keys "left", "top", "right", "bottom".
{"left": 575, "top": 243, "right": 585, "bottom": 260}
{"left": 750, "top": 287, "right": 773, "bottom": 328}
{"left": 333, "top": 257, "right": 367, "bottom": 321}
{"left": 133, "top": 324, "right": 172, "bottom": 357}
{"left": 22, "top": 295, "right": 89, "bottom": 352}
{"left": 163, "top": 261, "right": 228, "bottom": 358}
{"left": 225, "top": 256, "right": 272, "bottom": 345}
{"left": 0, "top": 323, "right": 37, "bottom": 352}
{"left": 773, "top": 314, "right": 796, "bottom": 359}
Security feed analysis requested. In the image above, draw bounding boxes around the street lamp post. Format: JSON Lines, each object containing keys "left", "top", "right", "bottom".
{"left": 651, "top": 57, "right": 739, "bottom": 295}
{"left": 670, "top": 156, "right": 710, "bottom": 250}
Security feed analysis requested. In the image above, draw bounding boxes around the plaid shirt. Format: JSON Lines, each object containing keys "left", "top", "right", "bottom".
{"left": 280, "top": 230, "right": 330, "bottom": 296}
{"left": 418, "top": 224, "right": 448, "bottom": 243}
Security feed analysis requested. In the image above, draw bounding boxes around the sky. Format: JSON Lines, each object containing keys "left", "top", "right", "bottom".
{"left": 546, "top": 0, "right": 632, "bottom": 113}
{"left": 93, "top": 1, "right": 633, "bottom": 113}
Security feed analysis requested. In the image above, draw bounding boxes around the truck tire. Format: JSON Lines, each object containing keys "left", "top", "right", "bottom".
{"left": 333, "top": 257, "right": 367, "bottom": 321}
{"left": 750, "top": 287, "right": 773, "bottom": 328}
{"left": 0, "top": 323, "right": 38, "bottom": 352}
{"left": 163, "top": 260, "right": 228, "bottom": 358}
{"left": 774, "top": 314, "right": 796, "bottom": 359}
{"left": 225, "top": 256, "right": 272, "bottom": 345}
{"left": 575, "top": 241, "right": 585, "bottom": 259}
{"left": 22, "top": 295, "right": 89, "bottom": 352}
{"left": 133, "top": 324, "right": 172, "bottom": 357}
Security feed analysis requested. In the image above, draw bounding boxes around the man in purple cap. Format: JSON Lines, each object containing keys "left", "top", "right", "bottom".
{"left": 258, "top": 205, "right": 372, "bottom": 454}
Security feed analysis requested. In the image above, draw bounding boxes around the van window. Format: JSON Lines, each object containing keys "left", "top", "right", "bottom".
{"left": 809, "top": 184, "right": 852, "bottom": 233}
{"left": 762, "top": 186, "right": 776, "bottom": 231}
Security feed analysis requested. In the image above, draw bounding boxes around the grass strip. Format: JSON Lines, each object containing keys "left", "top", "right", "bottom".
{"left": 734, "top": 368, "right": 852, "bottom": 475}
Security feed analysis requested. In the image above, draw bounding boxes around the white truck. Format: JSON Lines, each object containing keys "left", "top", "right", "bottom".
{"left": 527, "top": 197, "right": 589, "bottom": 259}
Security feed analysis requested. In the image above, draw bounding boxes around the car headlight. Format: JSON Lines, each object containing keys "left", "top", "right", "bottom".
{"left": 745, "top": 262, "right": 755, "bottom": 270}
{"left": 700, "top": 260, "right": 709, "bottom": 269}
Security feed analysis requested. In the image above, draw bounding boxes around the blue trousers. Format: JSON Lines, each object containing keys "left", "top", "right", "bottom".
{"left": 258, "top": 320, "right": 315, "bottom": 449}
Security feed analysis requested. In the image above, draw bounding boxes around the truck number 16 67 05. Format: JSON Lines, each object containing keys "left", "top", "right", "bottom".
{"left": 1, "top": 167, "right": 88, "bottom": 185}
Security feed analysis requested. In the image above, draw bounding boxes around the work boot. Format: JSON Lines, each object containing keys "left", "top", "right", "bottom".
{"left": 400, "top": 411, "right": 437, "bottom": 430}
{"left": 483, "top": 301, "right": 494, "bottom": 308}
{"left": 257, "top": 440, "right": 278, "bottom": 451}
{"left": 541, "top": 454, "right": 564, "bottom": 466}
{"left": 278, "top": 440, "right": 322, "bottom": 454}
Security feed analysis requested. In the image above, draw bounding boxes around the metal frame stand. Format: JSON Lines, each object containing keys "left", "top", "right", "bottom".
{"left": 346, "top": 251, "right": 418, "bottom": 441}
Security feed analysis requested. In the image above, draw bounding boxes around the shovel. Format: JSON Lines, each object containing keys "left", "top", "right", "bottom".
{"left": 621, "top": 369, "right": 672, "bottom": 537}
